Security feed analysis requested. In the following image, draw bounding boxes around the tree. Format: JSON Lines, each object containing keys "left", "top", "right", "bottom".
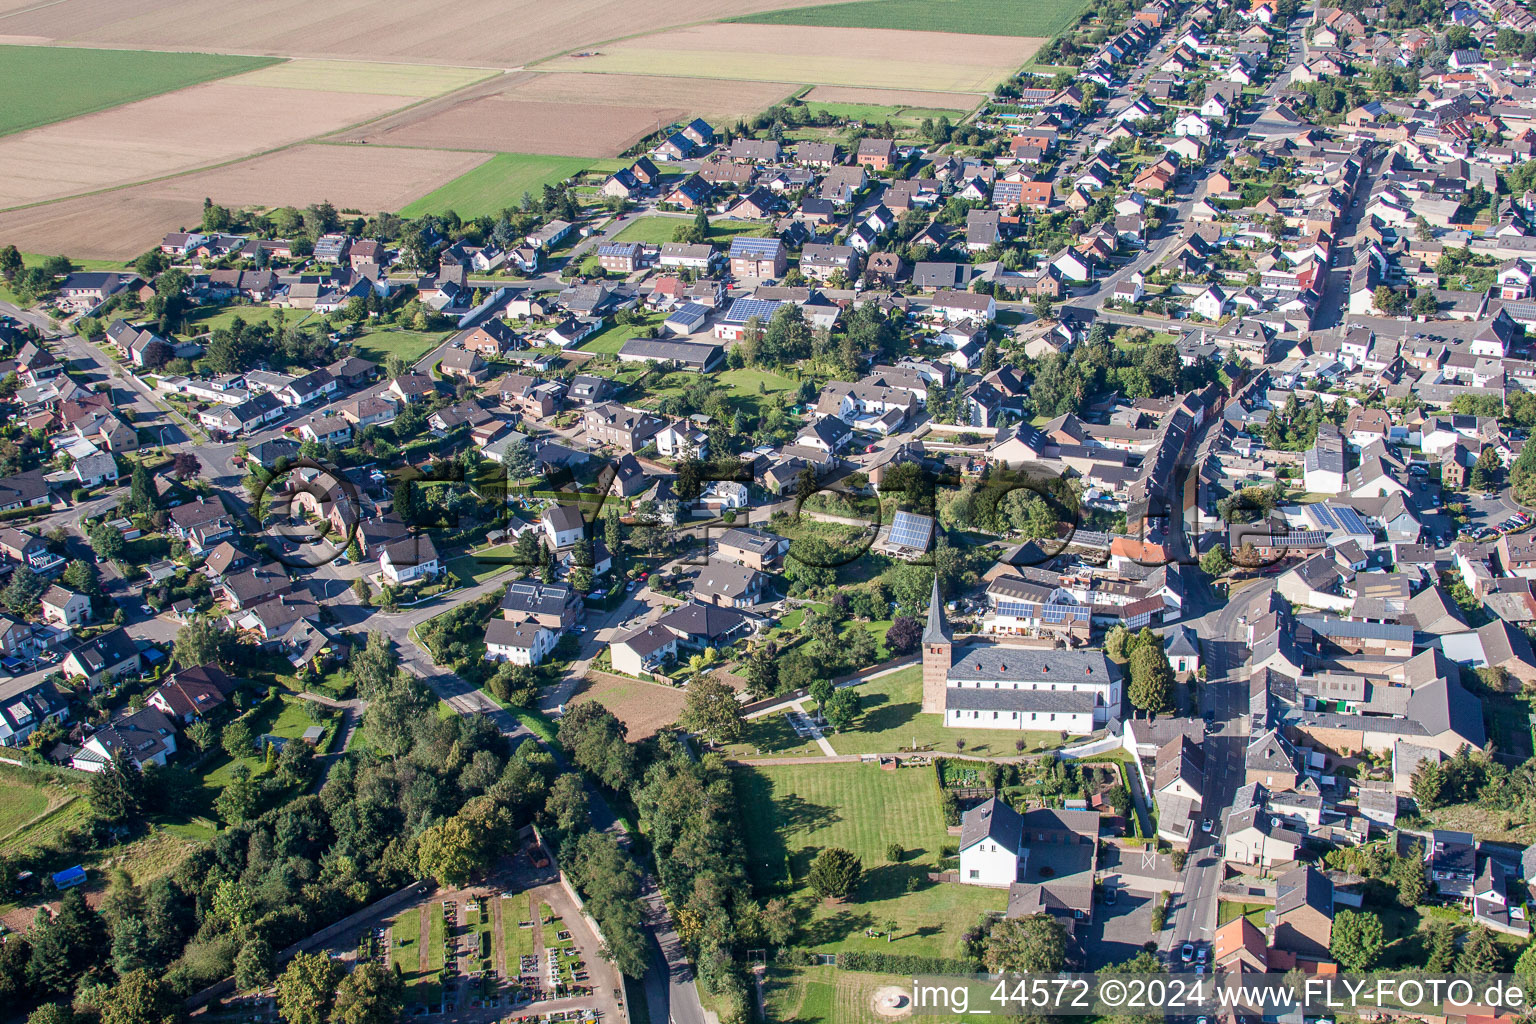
{"left": 0, "top": 245, "right": 22, "bottom": 282}
{"left": 332, "top": 962, "right": 405, "bottom": 1024}
{"left": 1128, "top": 643, "right": 1174, "bottom": 715}
{"left": 1392, "top": 852, "right": 1428, "bottom": 908}
{"left": 823, "top": 688, "right": 859, "bottom": 732}
{"left": 173, "top": 617, "right": 224, "bottom": 669}
{"left": 680, "top": 673, "right": 744, "bottom": 744}
{"left": 350, "top": 631, "right": 399, "bottom": 701}
{"left": 1373, "top": 286, "right": 1408, "bottom": 317}
{"left": 1458, "top": 925, "right": 1503, "bottom": 974}
{"left": 101, "top": 970, "right": 179, "bottom": 1024}
{"left": 90, "top": 751, "right": 145, "bottom": 824}
{"left": 984, "top": 914, "right": 1068, "bottom": 974}
{"left": 417, "top": 818, "right": 482, "bottom": 886}
{"left": 28, "top": 888, "right": 106, "bottom": 996}
{"left": 234, "top": 937, "right": 275, "bottom": 994}
{"left": 87, "top": 519, "right": 125, "bottom": 562}
{"left": 741, "top": 645, "right": 778, "bottom": 700}
{"left": 807, "top": 848, "right": 863, "bottom": 901}
{"left": 1032, "top": 294, "right": 1056, "bottom": 321}
{"left": 1199, "top": 546, "right": 1231, "bottom": 577}
{"left": 761, "top": 897, "right": 796, "bottom": 946}
{"left": 884, "top": 615, "right": 920, "bottom": 656}
{"left": 2, "top": 564, "right": 41, "bottom": 615}
{"left": 170, "top": 452, "right": 201, "bottom": 479}
{"left": 215, "top": 763, "right": 258, "bottom": 824}
{"left": 61, "top": 559, "right": 102, "bottom": 603}
{"left": 129, "top": 461, "right": 157, "bottom": 515}
{"left": 275, "top": 952, "right": 342, "bottom": 1024}
{"left": 1330, "top": 910, "right": 1384, "bottom": 971}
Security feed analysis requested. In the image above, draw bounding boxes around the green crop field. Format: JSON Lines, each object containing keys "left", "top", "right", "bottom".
{"left": 0, "top": 46, "right": 279, "bottom": 137}
{"left": 401, "top": 152, "right": 597, "bottom": 219}
{"left": 730, "top": 0, "right": 1089, "bottom": 38}
{"left": 735, "top": 761, "right": 1003, "bottom": 957}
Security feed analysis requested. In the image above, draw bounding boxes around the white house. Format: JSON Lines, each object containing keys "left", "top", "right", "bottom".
{"left": 958, "top": 797, "right": 1024, "bottom": 887}
{"left": 40, "top": 585, "right": 90, "bottom": 629}
{"left": 484, "top": 619, "right": 556, "bottom": 666}
{"left": 379, "top": 535, "right": 441, "bottom": 584}
{"left": 542, "top": 505, "right": 586, "bottom": 549}
{"left": 1192, "top": 284, "right": 1229, "bottom": 320}
{"left": 1166, "top": 626, "right": 1201, "bottom": 674}
{"left": 1174, "top": 112, "right": 1213, "bottom": 138}
{"left": 610, "top": 624, "right": 679, "bottom": 676}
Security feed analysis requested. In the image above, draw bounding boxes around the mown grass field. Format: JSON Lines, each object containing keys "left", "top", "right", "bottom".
{"left": 0, "top": 46, "right": 279, "bottom": 137}
{"left": 610, "top": 215, "right": 772, "bottom": 246}
{"left": 735, "top": 761, "right": 1003, "bottom": 957}
{"left": 0, "top": 777, "right": 55, "bottom": 839}
{"left": 729, "top": 667, "right": 1072, "bottom": 759}
{"left": 576, "top": 312, "right": 668, "bottom": 355}
{"left": 801, "top": 100, "right": 971, "bottom": 122}
{"left": 730, "top": 0, "right": 1089, "bottom": 39}
{"left": 401, "top": 152, "right": 596, "bottom": 218}
{"left": 352, "top": 328, "right": 451, "bottom": 367}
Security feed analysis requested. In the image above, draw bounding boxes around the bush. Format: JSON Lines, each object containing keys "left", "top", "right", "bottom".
{"left": 838, "top": 951, "right": 977, "bottom": 974}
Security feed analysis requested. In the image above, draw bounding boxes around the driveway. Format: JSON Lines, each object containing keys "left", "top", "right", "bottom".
{"left": 1081, "top": 890, "right": 1160, "bottom": 969}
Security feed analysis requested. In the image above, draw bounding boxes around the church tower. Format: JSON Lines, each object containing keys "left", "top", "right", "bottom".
{"left": 922, "top": 575, "right": 952, "bottom": 714}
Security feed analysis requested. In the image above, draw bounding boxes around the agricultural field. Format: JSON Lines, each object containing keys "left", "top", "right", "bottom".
{"left": 344, "top": 72, "right": 796, "bottom": 159}
{"left": 0, "top": 0, "right": 852, "bottom": 65}
{"left": 730, "top": 0, "right": 1091, "bottom": 39}
{"left": 0, "top": 58, "right": 491, "bottom": 208}
{"left": 735, "top": 761, "right": 1004, "bottom": 958}
{"left": 542, "top": 24, "right": 1041, "bottom": 94}
{"left": 133, "top": 143, "right": 490, "bottom": 216}
{"left": 0, "top": 45, "right": 276, "bottom": 137}
{"left": 0, "top": 189, "right": 204, "bottom": 260}
{"left": 568, "top": 674, "right": 688, "bottom": 739}
{"left": 401, "top": 152, "right": 596, "bottom": 218}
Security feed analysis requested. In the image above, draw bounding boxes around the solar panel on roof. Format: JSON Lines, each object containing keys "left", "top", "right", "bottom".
{"left": 886, "top": 511, "right": 935, "bottom": 550}
{"left": 1309, "top": 505, "right": 1339, "bottom": 529}
{"left": 1330, "top": 505, "right": 1368, "bottom": 535}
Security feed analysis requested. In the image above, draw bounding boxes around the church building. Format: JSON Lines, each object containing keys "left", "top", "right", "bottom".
{"left": 923, "top": 578, "right": 1119, "bottom": 734}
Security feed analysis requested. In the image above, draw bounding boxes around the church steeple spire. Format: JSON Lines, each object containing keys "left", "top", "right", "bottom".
{"left": 921, "top": 574, "right": 951, "bottom": 714}
{"left": 923, "top": 574, "right": 951, "bottom": 645}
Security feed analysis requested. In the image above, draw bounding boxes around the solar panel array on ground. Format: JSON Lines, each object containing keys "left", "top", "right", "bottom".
{"left": 886, "top": 510, "right": 935, "bottom": 550}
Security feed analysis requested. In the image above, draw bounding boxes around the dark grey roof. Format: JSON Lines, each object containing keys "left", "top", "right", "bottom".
{"left": 1274, "top": 864, "right": 1333, "bottom": 916}
{"left": 944, "top": 687, "right": 1097, "bottom": 713}
{"left": 656, "top": 601, "right": 748, "bottom": 641}
{"left": 1296, "top": 615, "right": 1414, "bottom": 643}
{"left": 615, "top": 624, "right": 676, "bottom": 657}
{"left": 717, "top": 527, "right": 785, "bottom": 556}
{"left": 960, "top": 796, "right": 1023, "bottom": 852}
{"left": 947, "top": 645, "right": 1111, "bottom": 683}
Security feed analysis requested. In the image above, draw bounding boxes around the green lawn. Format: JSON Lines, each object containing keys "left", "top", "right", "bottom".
{"left": 445, "top": 554, "right": 517, "bottom": 587}
{"left": 729, "top": 0, "right": 1090, "bottom": 38}
{"left": 178, "top": 304, "right": 308, "bottom": 338}
{"left": 0, "top": 253, "right": 131, "bottom": 306}
{"left": 501, "top": 892, "right": 534, "bottom": 964}
{"left": 0, "top": 46, "right": 279, "bottom": 137}
{"left": 0, "top": 773, "right": 54, "bottom": 839}
{"left": 730, "top": 666, "right": 1073, "bottom": 759}
{"left": 764, "top": 966, "right": 1001, "bottom": 1024}
{"left": 391, "top": 906, "right": 423, "bottom": 984}
{"left": 1217, "top": 902, "right": 1270, "bottom": 929}
{"left": 736, "top": 761, "right": 1004, "bottom": 958}
{"left": 401, "top": 152, "right": 597, "bottom": 218}
{"left": 577, "top": 312, "right": 668, "bottom": 355}
{"left": 352, "top": 328, "right": 451, "bottom": 367}
{"left": 610, "top": 216, "right": 774, "bottom": 246}
{"left": 800, "top": 101, "right": 973, "bottom": 123}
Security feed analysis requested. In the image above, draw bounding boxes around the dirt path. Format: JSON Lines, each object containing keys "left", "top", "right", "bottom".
{"left": 492, "top": 895, "right": 507, "bottom": 984}
{"left": 418, "top": 903, "right": 432, "bottom": 975}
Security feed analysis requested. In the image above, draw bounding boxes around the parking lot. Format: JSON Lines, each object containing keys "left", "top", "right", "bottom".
{"left": 1081, "top": 888, "right": 1161, "bottom": 969}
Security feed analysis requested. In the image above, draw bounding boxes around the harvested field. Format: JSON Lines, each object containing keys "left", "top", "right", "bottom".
{"left": 541, "top": 24, "right": 1040, "bottom": 93}
{"left": 340, "top": 72, "right": 795, "bottom": 158}
{"left": 234, "top": 58, "right": 494, "bottom": 97}
{"left": 571, "top": 673, "right": 686, "bottom": 740}
{"left": 0, "top": 0, "right": 851, "bottom": 65}
{"left": 0, "top": 79, "right": 423, "bottom": 207}
{"left": 0, "top": 191, "right": 205, "bottom": 260}
{"left": 0, "top": 143, "right": 487, "bottom": 258}
{"left": 0, "top": 44, "right": 276, "bottom": 137}
{"left": 800, "top": 85, "right": 979, "bottom": 110}
{"left": 142, "top": 144, "right": 491, "bottom": 212}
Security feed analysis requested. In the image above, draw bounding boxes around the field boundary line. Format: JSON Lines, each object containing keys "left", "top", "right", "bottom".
{"left": 0, "top": 71, "right": 504, "bottom": 215}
